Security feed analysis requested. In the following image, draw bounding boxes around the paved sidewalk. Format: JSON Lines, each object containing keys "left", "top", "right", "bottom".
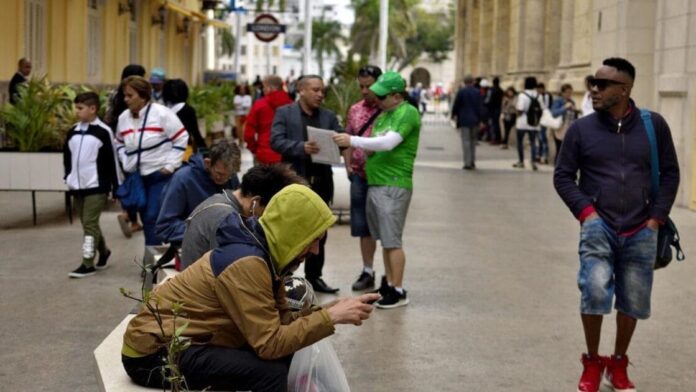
{"left": 1, "top": 115, "right": 695, "bottom": 391}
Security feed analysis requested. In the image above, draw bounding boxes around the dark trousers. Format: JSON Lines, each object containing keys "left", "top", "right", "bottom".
{"left": 488, "top": 110, "right": 502, "bottom": 142}
{"left": 502, "top": 118, "right": 515, "bottom": 145}
{"left": 516, "top": 129, "right": 538, "bottom": 163}
{"left": 123, "top": 346, "right": 292, "bottom": 392}
{"left": 140, "top": 170, "right": 171, "bottom": 246}
{"left": 305, "top": 173, "right": 333, "bottom": 280}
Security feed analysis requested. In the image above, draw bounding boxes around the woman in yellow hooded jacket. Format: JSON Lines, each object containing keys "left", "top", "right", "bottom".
{"left": 122, "top": 184, "right": 379, "bottom": 391}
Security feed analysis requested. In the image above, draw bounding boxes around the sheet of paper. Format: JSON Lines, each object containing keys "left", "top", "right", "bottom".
{"left": 307, "top": 126, "right": 342, "bottom": 165}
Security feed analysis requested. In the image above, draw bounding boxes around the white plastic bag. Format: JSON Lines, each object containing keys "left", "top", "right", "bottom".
{"left": 288, "top": 339, "right": 351, "bottom": 392}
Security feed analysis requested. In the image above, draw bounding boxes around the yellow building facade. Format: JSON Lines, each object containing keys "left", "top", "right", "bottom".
{"left": 455, "top": 0, "right": 696, "bottom": 211}
{"left": 0, "top": 0, "right": 212, "bottom": 94}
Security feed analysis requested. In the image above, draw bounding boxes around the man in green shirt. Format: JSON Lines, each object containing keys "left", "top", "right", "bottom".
{"left": 333, "top": 71, "right": 421, "bottom": 308}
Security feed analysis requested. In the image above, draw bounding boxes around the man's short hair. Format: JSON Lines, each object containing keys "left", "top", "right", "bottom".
{"left": 263, "top": 75, "right": 284, "bottom": 90}
{"left": 603, "top": 57, "right": 636, "bottom": 81}
{"left": 162, "top": 79, "right": 189, "bottom": 104}
{"left": 537, "top": 82, "right": 546, "bottom": 89}
{"left": 524, "top": 76, "right": 538, "bottom": 90}
{"left": 240, "top": 164, "right": 307, "bottom": 206}
{"left": 208, "top": 139, "right": 241, "bottom": 172}
{"left": 122, "top": 76, "right": 152, "bottom": 102}
{"left": 560, "top": 83, "right": 573, "bottom": 93}
{"left": 18, "top": 58, "right": 30, "bottom": 67}
{"left": 464, "top": 75, "right": 474, "bottom": 85}
{"left": 74, "top": 91, "right": 100, "bottom": 110}
{"left": 296, "top": 75, "right": 323, "bottom": 90}
{"left": 358, "top": 65, "right": 382, "bottom": 80}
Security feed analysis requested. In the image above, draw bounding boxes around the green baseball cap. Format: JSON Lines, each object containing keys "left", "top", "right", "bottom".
{"left": 369, "top": 71, "right": 406, "bottom": 96}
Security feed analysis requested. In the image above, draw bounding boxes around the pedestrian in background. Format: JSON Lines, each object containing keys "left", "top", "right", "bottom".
{"left": 513, "top": 76, "right": 543, "bottom": 171}
{"left": 554, "top": 57, "right": 679, "bottom": 392}
{"left": 162, "top": 79, "right": 207, "bottom": 156}
{"left": 500, "top": 86, "right": 517, "bottom": 150}
{"left": 8, "top": 58, "right": 31, "bottom": 104}
{"left": 244, "top": 75, "right": 293, "bottom": 164}
{"left": 234, "top": 84, "right": 253, "bottom": 147}
{"left": 451, "top": 75, "right": 483, "bottom": 170}
{"left": 344, "top": 65, "right": 382, "bottom": 291}
{"left": 536, "top": 82, "right": 552, "bottom": 164}
{"left": 114, "top": 76, "right": 188, "bottom": 246}
{"left": 64, "top": 92, "right": 119, "bottom": 278}
{"left": 549, "top": 83, "right": 579, "bottom": 164}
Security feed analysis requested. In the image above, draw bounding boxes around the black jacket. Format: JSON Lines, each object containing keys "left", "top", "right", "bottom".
{"left": 553, "top": 101, "right": 679, "bottom": 232}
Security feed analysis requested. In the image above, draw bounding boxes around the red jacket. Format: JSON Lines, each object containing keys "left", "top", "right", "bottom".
{"left": 244, "top": 90, "right": 293, "bottom": 164}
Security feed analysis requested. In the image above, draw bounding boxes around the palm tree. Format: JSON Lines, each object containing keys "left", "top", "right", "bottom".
{"left": 348, "top": 0, "right": 418, "bottom": 68}
{"left": 220, "top": 29, "right": 235, "bottom": 57}
{"left": 295, "top": 17, "right": 345, "bottom": 77}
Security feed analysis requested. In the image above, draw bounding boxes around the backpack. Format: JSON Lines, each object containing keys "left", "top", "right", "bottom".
{"left": 524, "top": 93, "right": 543, "bottom": 126}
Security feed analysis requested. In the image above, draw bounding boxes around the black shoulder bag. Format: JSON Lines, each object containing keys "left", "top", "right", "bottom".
{"left": 640, "top": 109, "right": 685, "bottom": 269}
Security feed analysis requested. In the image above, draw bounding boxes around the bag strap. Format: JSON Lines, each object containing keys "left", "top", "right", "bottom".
{"left": 357, "top": 109, "right": 382, "bottom": 137}
{"left": 135, "top": 104, "right": 153, "bottom": 170}
{"left": 639, "top": 109, "right": 660, "bottom": 201}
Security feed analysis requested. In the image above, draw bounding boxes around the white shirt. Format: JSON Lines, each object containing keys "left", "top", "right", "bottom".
{"left": 234, "top": 95, "right": 252, "bottom": 116}
{"left": 515, "top": 89, "right": 544, "bottom": 131}
{"left": 581, "top": 91, "right": 595, "bottom": 117}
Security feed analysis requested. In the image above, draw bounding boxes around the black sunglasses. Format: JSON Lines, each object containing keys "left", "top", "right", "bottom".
{"left": 589, "top": 77, "right": 626, "bottom": 90}
{"left": 358, "top": 66, "right": 382, "bottom": 78}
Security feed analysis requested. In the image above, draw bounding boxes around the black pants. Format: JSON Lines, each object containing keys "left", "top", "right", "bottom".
{"left": 305, "top": 173, "right": 333, "bottom": 281}
{"left": 123, "top": 346, "right": 292, "bottom": 391}
{"left": 502, "top": 118, "right": 516, "bottom": 145}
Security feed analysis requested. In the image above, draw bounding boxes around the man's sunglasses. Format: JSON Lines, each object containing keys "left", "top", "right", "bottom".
{"left": 589, "top": 77, "right": 626, "bottom": 90}
{"left": 358, "top": 66, "right": 382, "bottom": 78}
{"left": 375, "top": 93, "right": 390, "bottom": 101}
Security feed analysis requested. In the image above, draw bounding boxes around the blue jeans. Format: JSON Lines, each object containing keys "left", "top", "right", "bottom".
{"left": 139, "top": 170, "right": 171, "bottom": 246}
{"left": 578, "top": 218, "right": 657, "bottom": 319}
{"left": 349, "top": 174, "right": 371, "bottom": 237}
{"left": 537, "top": 126, "right": 549, "bottom": 160}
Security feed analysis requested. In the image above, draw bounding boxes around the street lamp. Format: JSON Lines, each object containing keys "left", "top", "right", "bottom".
{"left": 177, "top": 17, "right": 191, "bottom": 35}
{"left": 151, "top": 5, "right": 167, "bottom": 29}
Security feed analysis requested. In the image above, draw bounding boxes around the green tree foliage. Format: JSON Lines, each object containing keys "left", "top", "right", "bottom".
{"left": 348, "top": 0, "right": 418, "bottom": 68}
{"left": 295, "top": 17, "right": 345, "bottom": 77}
{"left": 220, "top": 28, "right": 235, "bottom": 57}
{"left": 399, "top": 7, "right": 454, "bottom": 70}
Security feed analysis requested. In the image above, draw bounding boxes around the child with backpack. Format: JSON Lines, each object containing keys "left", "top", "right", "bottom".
{"left": 513, "top": 76, "right": 544, "bottom": 171}
{"left": 64, "top": 92, "right": 120, "bottom": 278}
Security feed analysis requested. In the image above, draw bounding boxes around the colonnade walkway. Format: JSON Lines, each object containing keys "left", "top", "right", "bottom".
{"left": 1, "top": 114, "right": 694, "bottom": 390}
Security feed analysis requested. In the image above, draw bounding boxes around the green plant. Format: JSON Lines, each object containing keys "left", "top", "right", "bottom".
{"left": 1, "top": 76, "right": 75, "bottom": 151}
{"left": 188, "top": 83, "right": 237, "bottom": 130}
{"left": 120, "top": 263, "right": 191, "bottom": 392}
{"left": 323, "top": 80, "right": 362, "bottom": 126}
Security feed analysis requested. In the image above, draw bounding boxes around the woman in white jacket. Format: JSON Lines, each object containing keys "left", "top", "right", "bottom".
{"left": 114, "top": 76, "right": 188, "bottom": 245}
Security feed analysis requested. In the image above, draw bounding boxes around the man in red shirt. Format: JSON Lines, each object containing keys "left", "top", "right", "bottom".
{"left": 244, "top": 75, "right": 293, "bottom": 164}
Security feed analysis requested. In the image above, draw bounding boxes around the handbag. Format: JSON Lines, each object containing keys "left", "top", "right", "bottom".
{"left": 540, "top": 108, "right": 562, "bottom": 129}
{"left": 640, "top": 109, "right": 685, "bottom": 269}
{"left": 116, "top": 104, "right": 152, "bottom": 210}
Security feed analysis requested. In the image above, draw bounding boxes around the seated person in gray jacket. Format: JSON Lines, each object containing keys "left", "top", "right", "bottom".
{"left": 179, "top": 163, "right": 306, "bottom": 270}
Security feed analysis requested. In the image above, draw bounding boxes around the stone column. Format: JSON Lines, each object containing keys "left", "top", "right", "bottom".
{"left": 558, "top": 0, "right": 575, "bottom": 67}
{"left": 465, "top": 0, "right": 480, "bottom": 76}
{"left": 491, "top": 0, "right": 511, "bottom": 77}
{"left": 543, "top": 0, "right": 562, "bottom": 75}
{"left": 478, "top": 0, "right": 493, "bottom": 76}
{"left": 454, "top": 0, "right": 467, "bottom": 83}
{"left": 521, "top": 0, "right": 545, "bottom": 73}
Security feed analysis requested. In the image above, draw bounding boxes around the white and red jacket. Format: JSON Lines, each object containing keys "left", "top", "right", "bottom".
{"left": 115, "top": 103, "right": 188, "bottom": 175}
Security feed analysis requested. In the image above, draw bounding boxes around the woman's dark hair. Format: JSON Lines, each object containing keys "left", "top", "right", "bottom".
{"left": 524, "top": 76, "right": 538, "bottom": 90}
{"left": 240, "top": 164, "right": 307, "bottom": 206}
{"left": 560, "top": 83, "right": 573, "bottom": 93}
{"left": 505, "top": 86, "right": 517, "bottom": 95}
{"left": 122, "top": 76, "right": 152, "bottom": 102}
{"left": 120, "top": 64, "right": 146, "bottom": 81}
{"left": 235, "top": 84, "right": 250, "bottom": 95}
{"left": 162, "top": 79, "right": 189, "bottom": 105}
{"left": 358, "top": 65, "right": 382, "bottom": 80}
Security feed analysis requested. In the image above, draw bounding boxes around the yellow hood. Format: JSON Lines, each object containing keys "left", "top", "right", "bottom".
{"left": 259, "top": 184, "right": 336, "bottom": 272}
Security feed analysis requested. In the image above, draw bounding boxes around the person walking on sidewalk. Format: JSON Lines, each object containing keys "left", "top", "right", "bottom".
{"left": 333, "top": 71, "right": 421, "bottom": 308}
{"left": 451, "top": 75, "right": 483, "bottom": 170}
{"left": 513, "top": 76, "right": 544, "bottom": 170}
{"left": 244, "top": 75, "right": 293, "bottom": 164}
{"left": 554, "top": 57, "right": 680, "bottom": 392}
{"left": 344, "top": 65, "right": 382, "bottom": 291}
{"left": 64, "top": 92, "right": 119, "bottom": 278}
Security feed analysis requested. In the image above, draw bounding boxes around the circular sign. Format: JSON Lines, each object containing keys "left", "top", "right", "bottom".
{"left": 250, "top": 13, "right": 283, "bottom": 42}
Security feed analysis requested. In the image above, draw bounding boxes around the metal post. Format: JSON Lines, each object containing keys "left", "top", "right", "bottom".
{"left": 378, "top": 0, "right": 388, "bottom": 71}
{"left": 267, "top": 42, "right": 272, "bottom": 75}
{"left": 234, "top": 10, "right": 243, "bottom": 74}
{"left": 303, "top": 0, "right": 312, "bottom": 75}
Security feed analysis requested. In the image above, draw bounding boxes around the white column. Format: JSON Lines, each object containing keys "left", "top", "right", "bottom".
{"left": 234, "top": 11, "right": 243, "bottom": 74}
{"left": 206, "top": 9, "right": 215, "bottom": 70}
{"left": 303, "top": 0, "right": 312, "bottom": 75}
{"left": 378, "top": 0, "right": 389, "bottom": 70}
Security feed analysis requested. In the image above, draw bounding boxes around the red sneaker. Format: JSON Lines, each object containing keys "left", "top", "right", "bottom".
{"left": 577, "top": 353, "right": 606, "bottom": 392}
{"left": 603, "top": 355, "right": 636, "bottom": 392}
